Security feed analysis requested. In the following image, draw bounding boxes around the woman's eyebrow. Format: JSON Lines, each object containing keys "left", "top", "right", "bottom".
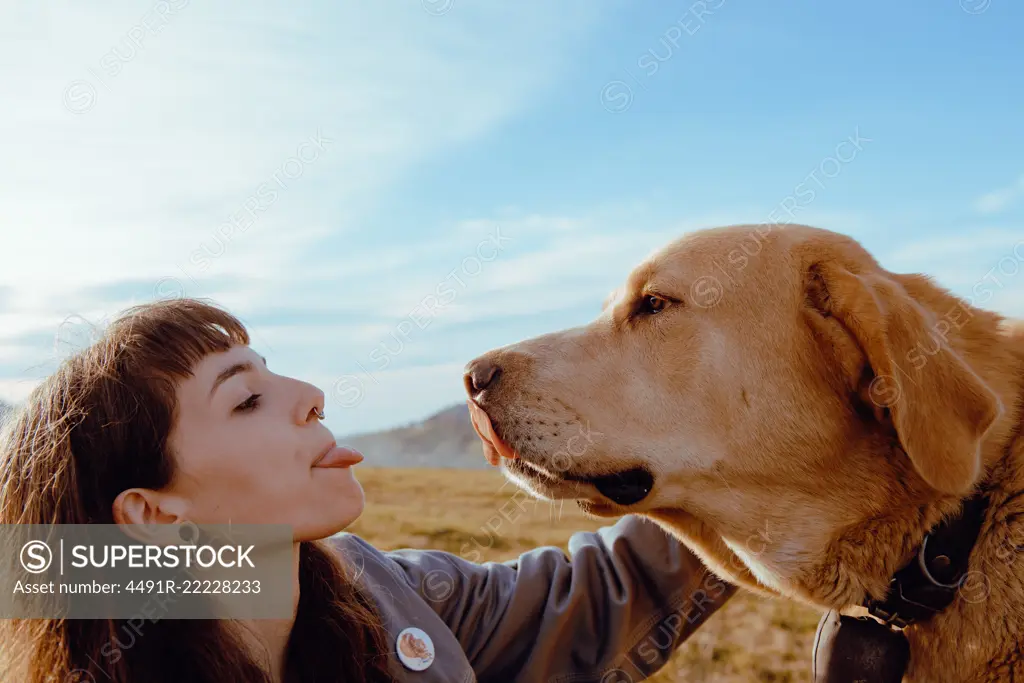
{"left": 209, "top": 360, "right": 257, "bottom": 398}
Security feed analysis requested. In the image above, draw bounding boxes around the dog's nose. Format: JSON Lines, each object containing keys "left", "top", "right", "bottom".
{"left": 464, "top": 357, "right": 502, "bottom": 395}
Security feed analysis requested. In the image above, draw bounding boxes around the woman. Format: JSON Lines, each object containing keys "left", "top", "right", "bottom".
{"left": 0, "top": 298, "right": 735, "bottom": 683}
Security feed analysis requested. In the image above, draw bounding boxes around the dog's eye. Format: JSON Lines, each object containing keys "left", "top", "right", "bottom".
{"left": 638, "top": 295, "right": 669, "bottom": 315}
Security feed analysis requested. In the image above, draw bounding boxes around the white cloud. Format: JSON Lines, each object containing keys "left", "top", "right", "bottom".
{"left": 0, "top": 378, "right": 43, "bottom": 405}
{"left": 0, "top": 0, "right": 603, "bottom": 296}
{"left": 882, "top": 228, "right": 1024, "bottom": 269}
{"left": 974, "top": 175, "right": 1024, "bottom": 214}
{"left": 0, "top": 0, "right": 607, "bottom": 409}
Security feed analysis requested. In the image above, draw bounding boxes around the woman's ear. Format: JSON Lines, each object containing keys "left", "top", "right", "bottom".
{"left": 806, "top": 261, "right": 1003, "bottom": 495}
{"left": 112, "top": 488, "right": 191, "bottom": 543}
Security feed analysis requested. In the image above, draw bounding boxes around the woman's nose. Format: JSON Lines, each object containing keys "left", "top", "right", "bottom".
{"left": 296, "top": 383, "right": 327, "bottom": 425}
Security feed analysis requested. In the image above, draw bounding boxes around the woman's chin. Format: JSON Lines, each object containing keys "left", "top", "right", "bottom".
{"left": 297, "top": 486, "right": 366, "bottom": 541}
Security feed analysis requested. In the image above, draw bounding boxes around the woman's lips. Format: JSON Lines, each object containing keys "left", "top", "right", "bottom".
{"left": 313, "top": 445, "right": 364, "bottom": 468}
{"left": 466, "top": 399, "right": 518, "bottom": 467}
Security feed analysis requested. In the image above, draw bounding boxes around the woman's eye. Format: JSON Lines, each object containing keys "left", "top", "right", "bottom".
{"left": 639, "top": 295, "right": 669, "bottom": 315}
{"left": 235, "top": 394, "right": 261, "bottom": 413}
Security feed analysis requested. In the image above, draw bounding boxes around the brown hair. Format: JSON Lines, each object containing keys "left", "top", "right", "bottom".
{"left": 0, "top": 298, "right": 397, "bottom": 683}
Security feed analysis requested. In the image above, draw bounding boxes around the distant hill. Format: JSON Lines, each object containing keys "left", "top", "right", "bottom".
{"left": 337, "top": 403, "right": 489, "bottom": 469}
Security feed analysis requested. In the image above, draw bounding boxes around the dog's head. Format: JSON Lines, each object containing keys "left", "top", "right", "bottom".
{"left": 464, "top": 224, "right": 1003, "bottom": 603}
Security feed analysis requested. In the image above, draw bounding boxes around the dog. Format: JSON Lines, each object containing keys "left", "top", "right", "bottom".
{"left": 463, "top": 224, "right": 1024, "bottom": 682}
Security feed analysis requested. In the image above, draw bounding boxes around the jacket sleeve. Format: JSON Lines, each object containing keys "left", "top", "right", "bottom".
{"left": 384, "top": 514, "right": 737, "bottom": 683}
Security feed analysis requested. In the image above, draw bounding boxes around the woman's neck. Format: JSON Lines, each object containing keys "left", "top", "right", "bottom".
{"left": 235, "top": 542, "right": 302, "bottom": 683}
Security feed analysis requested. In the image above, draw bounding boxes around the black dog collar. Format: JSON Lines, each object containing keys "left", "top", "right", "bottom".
{"left": 813, "top": 493, "right": 990, "bottom": 682}
{"left": 863, "top": 493, "right": 989, "bottom": 628}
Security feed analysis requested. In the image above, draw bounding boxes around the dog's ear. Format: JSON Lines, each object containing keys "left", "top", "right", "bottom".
{"left": 806, "top": 261, "right": 1002, "bottom": 495}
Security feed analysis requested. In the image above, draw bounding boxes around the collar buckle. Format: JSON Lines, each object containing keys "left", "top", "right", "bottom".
{"left": 866, "top": 591, "right": 912, "bottom": 630}
{"left": 862, "top": 493, "right": 989, "bottom": 630}
{"left": 916, "top": 534, "right": 961, "bottom": 589}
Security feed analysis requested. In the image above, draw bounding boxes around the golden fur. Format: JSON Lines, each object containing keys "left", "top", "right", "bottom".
{"left": 468, "top": 224, "right": 1024, "bottom": 682}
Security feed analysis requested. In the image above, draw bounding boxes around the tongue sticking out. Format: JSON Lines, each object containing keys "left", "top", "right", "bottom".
{"left": 315, "top": 446, "right": 364, "bottom": 468}
{"left": 467, "top": 400, "right": 518, "bottom": 467}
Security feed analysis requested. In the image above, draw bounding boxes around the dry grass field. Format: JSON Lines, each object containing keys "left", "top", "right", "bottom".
{"left": 346, "top": 467, "right": 822, "bottom": 682}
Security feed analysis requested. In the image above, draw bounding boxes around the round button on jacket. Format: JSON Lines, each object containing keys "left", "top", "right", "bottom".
{"left": 396, "top": 627, "right": 435, "bottom": 672}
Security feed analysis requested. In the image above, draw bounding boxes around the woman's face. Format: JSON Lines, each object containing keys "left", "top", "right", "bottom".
{"left": 155, "top": 344, "right": 365, "bottom": 540}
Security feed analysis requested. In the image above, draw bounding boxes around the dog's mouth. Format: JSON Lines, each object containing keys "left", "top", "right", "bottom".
{"left": 507, "top": 458, "right": 655, "bottom": 506}
{"left": 569, "top": 467, "right": 655, "bottom": 506}
{"left": 470, "top": 399, "right": 656, "bottom": 507}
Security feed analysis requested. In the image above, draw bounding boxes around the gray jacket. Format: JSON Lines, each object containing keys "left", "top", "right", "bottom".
{"left": 331, "top": 515, "right": 736, "bottom": 682}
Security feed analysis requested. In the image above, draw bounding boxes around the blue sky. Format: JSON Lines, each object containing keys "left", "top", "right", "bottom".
{"left": 1, "top": 0, "right": 1022, "bottom": 435}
